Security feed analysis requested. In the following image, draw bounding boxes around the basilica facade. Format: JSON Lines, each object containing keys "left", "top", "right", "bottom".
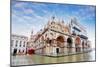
{"left": 28, "top": 17, "right": 91, "bottom": 56}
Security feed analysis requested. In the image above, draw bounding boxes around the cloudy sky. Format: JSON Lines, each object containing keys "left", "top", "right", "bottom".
{"left": 11, "top": 1, "right": 96, "bottom": 47}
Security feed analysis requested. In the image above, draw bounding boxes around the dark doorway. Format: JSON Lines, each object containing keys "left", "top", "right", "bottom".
{"left": 56, "top": 48, "right": 59, "bottom": 54}
{"left": 67, "top": 38, "right": 72, "bottom": 44}
{"left": 67, "top": 37, "right": 73, "bottom": 48}
{"left": 13, "top": 49, "right": 17, "bottom": 56}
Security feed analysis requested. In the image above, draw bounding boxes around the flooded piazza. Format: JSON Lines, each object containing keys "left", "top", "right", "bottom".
{"left": 11, "top": 50, "right": 95, "bottom": 66}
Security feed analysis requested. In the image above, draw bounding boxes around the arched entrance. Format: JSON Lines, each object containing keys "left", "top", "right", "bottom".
{"left": 67, "top": 37, "right": 73, "bottom": 53}
{"left": 75, "top": 37, "right": 81, "bottom": 52}
{"left": 67, "top": 37, "right": 73, "bottom": 47}
{"left": 56, "top": 36, "right": 64, "bottom": 47}
{"left": 56, "top": 36, "right": 65, "bottom": 54}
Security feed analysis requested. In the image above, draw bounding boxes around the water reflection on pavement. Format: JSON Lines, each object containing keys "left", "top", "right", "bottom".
{"left": 11, "top": 50, "right": 95, "bottom": 66}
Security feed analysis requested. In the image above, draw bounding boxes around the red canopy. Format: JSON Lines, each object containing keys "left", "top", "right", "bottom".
{"left": 28, "top": 49, "right": 35, "bottom": 55}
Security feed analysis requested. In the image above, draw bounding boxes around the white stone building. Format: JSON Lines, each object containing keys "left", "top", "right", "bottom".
{"left": 11, "top": 34, "right": 28, "bottom": 55}
{"left": 29, "top": 17, "right": 91, "bottom": 56}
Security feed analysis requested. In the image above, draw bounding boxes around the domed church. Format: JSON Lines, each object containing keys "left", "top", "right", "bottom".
{"left": 28, "top": 16, "right": 91, "bottom": 56}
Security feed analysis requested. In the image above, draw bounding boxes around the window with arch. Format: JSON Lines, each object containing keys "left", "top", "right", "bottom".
{"left": 23, "top": 44, "right": 25, "bottom": 47}
{"left": 20, "top": 41, "right": 22, "bottom": 47}
{"left": 50, "top": 33, "right": 53, "bottom": 36}
{"left": 23, "top": 41, "right": 25, "bottom": 47}
{"left": 15, "top": 40, "right": 18, "bottom": 47}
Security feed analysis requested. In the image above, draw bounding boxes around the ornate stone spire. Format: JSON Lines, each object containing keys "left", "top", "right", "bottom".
{"left": 31, "top": 29, "right": 33, "bottom": 35}
{"left": 52, "top": 16, "right": 55, "bottom": 20}
{"left": 51, "top": 16, "right": 55, "bottom": 21}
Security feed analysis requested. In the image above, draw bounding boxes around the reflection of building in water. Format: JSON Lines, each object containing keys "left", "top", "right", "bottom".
{"left": 28, "top": 16, "right": 91, "bottom": 56}
{"left": 11, "top": 34, "right": 28, "bottom": 55}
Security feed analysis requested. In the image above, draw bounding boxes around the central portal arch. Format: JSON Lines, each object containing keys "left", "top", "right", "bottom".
{"left": 56, "top": 36, "right": 65, "bottom": 54}
{"left": 56, "top": 36, "right": 65, "bottom": 47}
